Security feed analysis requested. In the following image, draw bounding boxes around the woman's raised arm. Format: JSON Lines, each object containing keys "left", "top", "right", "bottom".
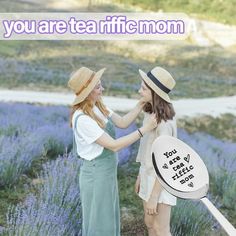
{"left": 96, "top": 113, "right": 157, "bottom": 152}
{"left": 110, "top": 99, "right": 145, "bottom": 129}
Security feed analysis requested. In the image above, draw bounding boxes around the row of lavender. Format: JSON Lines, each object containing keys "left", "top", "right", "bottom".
{"left": 170, "top": 129, "right": 236, "bottom": 235}
{"left": 5, "top": 131, "right": 229, "bottom": 236}
{"left": 5, "top": 130, "right": 235, "bottom": 236}
{"left": 0, "top": 102, "right": 135, "bottom": 188}
{"left": 5, "top": 152, "right": 214, "bottom": 236}
{"left": 6, "top": 153, "right": 82, "bottom": 236}
{"left": 179, "top": 129, "right": 236, "bottom": 213}
{"left": 0, "top": 103, "right": 72, "bottom": 187}
{"left": 0, "top": 102, "right": 136, "bottom": 235}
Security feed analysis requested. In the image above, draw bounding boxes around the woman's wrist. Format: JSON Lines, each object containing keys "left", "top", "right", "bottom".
{"left": 148, "top": 197, "right": 158, "bottom": 205}
{"left": 139, "top": 126, "right": 147, "bottom": 135}
{"left": 136, "top": 100, "right": 145, "bottom": 111}
{"left": 149, "top": 195, "right": 159, "bottom": 203}
{"left": 150, "top": 194, "right": 159, "bottom": 199}
{"left": 137, "top": 128, "right": 143, "bottom": 138}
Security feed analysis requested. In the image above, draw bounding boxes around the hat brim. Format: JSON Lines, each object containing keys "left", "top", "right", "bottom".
{"left": 72, "top": 68, "right": 106, "bottom": 106}
{"left": 139, "top": 69, "right": 171, "bottom": 103}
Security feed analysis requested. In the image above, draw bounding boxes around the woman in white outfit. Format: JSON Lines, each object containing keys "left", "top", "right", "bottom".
{"left": 135, "top": 66, "right": 177, "bottom": 236}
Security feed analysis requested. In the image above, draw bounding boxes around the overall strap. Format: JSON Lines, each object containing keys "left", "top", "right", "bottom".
{"left": 72, "top": 113, "right": 86, "bottom": 157}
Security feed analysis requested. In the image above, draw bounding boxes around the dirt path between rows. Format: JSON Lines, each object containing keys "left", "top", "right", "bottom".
{"left": 1, "top": 89, "right": 235, "bottom": 118}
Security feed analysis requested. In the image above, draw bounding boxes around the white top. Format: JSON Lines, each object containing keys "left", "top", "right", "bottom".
{"left": 72, "top": 106, "right": 113, "bottom": 161}
{"left": 139, "top": 165, "right": 177, "bottom": 205}
{"left": 136, "top": 112, "right": 177, "bottom": 205}
{"left": 136, "top": 112, "right": 177, "bottom": 175}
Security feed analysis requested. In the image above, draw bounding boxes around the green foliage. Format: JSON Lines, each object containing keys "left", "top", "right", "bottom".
{"left": 0, "top": 40, "right": 235, "bottom": 99}
{"left": 118, "top": 163, "right": 142, "bottom": 214}
{"left": 0, "top": 177, "right": 32, "bottom": 227}
{"left": 0, "top": 125, "right": 20, "bottom": 137}
{"left": 171, "top": 200, "right": 213, "bottom": 236}
{"left": 116, "top": 0, "right": 236, "bottom": 25}
{"left": 210, "top": 170, "right": 228, "bottom": 199}
{"left": 44, "top": 138, "right": 67, "bottom": 158}
{"left": 178, "top": 114, "right": 236, "bottom": 142}
{"left": 222, "top": 175, "right": 236, "bottom": 211}
{"left": 118, "top": 162, "right": 148, "bottom": 235}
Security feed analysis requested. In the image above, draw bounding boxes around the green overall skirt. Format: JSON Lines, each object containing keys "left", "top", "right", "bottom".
{"left": 78, "top": 117, "right": 120, "bottom": 236}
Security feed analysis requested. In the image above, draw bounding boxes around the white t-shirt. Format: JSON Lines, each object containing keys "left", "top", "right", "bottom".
{"left": 72, "top": 106, "right": 113, "bottom": 161}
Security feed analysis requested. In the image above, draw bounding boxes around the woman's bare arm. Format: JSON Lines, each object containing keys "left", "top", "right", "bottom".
{"left": 96, "top": 129, "right": 141, "bottom": 152}
{"left": 96, "top": 113, "right": 157, "bottom": 152}
{"left": 149, "top": 179, "right": 162, "bottom": 200}
{"left": 110, "top": 100, "right": 144, "bottom": 129}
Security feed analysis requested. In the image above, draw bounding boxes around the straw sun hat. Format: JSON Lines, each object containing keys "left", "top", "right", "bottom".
{"left": 139, "top": 66, "right": 176, "bottom": 103}
{"left": 68, "top": 67, "right": 106, "bottom": 106}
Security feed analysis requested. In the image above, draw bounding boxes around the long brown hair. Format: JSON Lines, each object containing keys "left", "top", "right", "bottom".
{"left": 69, "top": 98, "right": 110, "bottom": 128}
{"left": 143, "top": 82, "right": 175, "bottom": 124}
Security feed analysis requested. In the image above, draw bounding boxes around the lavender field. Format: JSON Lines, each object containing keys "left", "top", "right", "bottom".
{"left": 0, "top": 102, "right": 136, "bottom": 235}
{"left": 0, "top": 102, "right": 235, "bottom": 236}
{"left": 0, "top": 38, "right": 236, "bottom": 99}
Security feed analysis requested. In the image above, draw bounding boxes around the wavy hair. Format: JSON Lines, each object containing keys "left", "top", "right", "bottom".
{"left": 69, "top": 98, "right": 110, "bottom": 128}
{"left": 143, "top": 81, "right": 175, "bottom": 124}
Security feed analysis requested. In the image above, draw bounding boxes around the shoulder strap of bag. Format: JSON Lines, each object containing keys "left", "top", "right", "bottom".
{"left": 72, "top": 113, "right": 85, "bottom": 158}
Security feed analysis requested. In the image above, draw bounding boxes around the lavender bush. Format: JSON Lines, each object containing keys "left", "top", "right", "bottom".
{"left": 6, "top": 153, "right": 82, "bottom": 236}
{"left": 171, "top": 199, "right": 214, "bottom": 236}
{"left": 0, "top": 58, "right": 140, "bottom": 93}
{"left": 178, "top": 128, "right": 236, "bottom": 215}
{"left": 0, "top": 102, "right": 137, "bottom": 188}
{"left": 178, "top": 129, "right": 236, "bottom": 173}
{"left": 221, "top": 174, "right": 236, "bottom": 211}
{"left": 0, "top": 103, "right": 72, "bottom": 187}
{"left": 0, "top": 136, "right": 32, "bottom": 187}
{"left": 0, "top": 58, "right": 67, "bottom": 86}
{"left": 1, "top": 102, "right": 235, "bottom": 235}
{"left": 115, "top": 122, "right": 137, "bottom": 165}
{"left": 0, "top": 124, "right": 72, "bottom": 187}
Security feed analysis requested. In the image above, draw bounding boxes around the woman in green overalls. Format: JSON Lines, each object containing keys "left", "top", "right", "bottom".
{"left": 68, "top": 67, "right": 157, "bottom": 236}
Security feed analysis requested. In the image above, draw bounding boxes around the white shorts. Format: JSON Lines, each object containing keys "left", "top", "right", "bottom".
{"left": 138, "top": 165, "right": 177, "bottom": 206}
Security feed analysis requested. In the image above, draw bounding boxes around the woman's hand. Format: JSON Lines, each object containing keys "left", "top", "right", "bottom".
{"left": 141, "top": 113, "right": 157, "bottom": 133}
{"left": 135, "top": 175, "right": 141, "bottom": 194}
{"left": 146, "top": 196, "right": 158, "bottom": 215}
{"left": 137, "top": 97, "right": 146, "bottom": 109}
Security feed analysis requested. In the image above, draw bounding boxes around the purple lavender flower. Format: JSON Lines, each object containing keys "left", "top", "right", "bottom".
{"left": 0, "top": 102, "right": 72, "bottom": 187}
{"left": 115, "top": 122, "right": 137, "bottom": 165}
{"left": 6, "top": 153, "right": 82, "bottom": 236}
{"left": 171, "top": 199, "right": 214, "bottom": 236}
